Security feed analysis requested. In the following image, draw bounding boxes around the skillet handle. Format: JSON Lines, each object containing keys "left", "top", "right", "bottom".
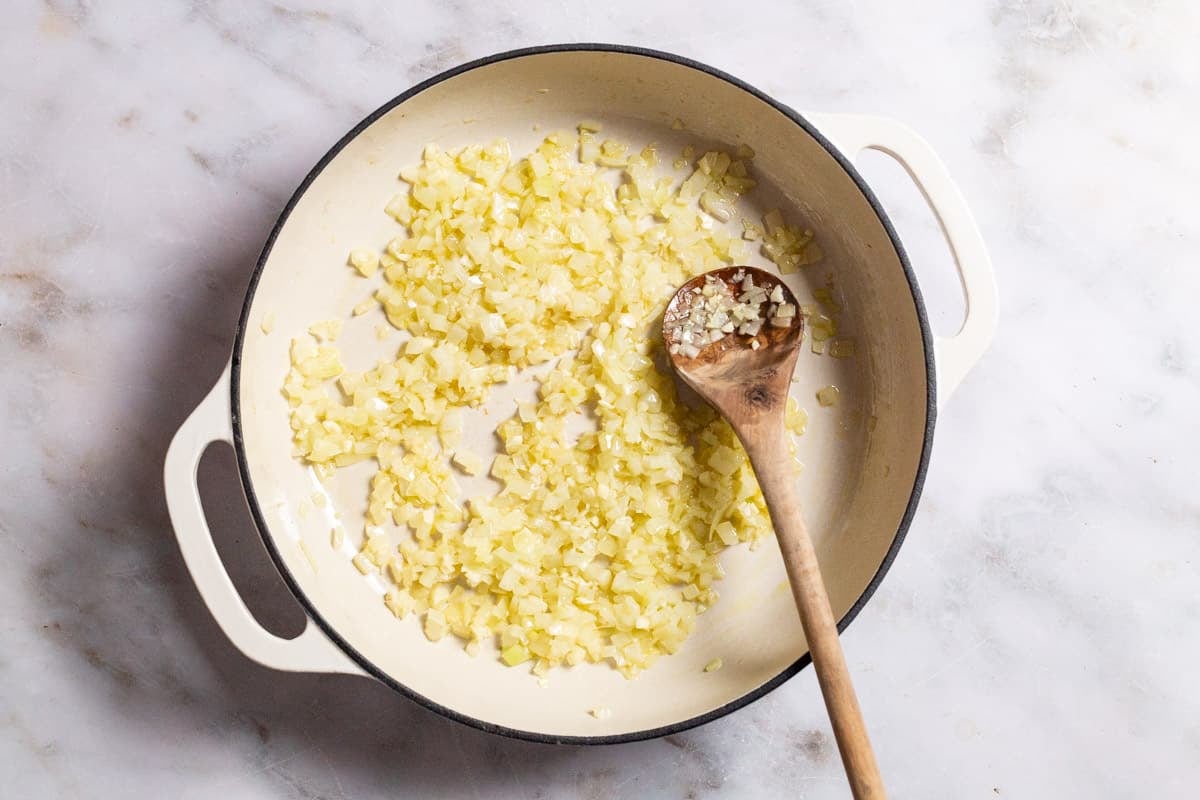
{"left": 164, "top": 362, "right": 366, "bottom": 676}
{"left": 804, "top": 112, "right": 998, "bottom": 407}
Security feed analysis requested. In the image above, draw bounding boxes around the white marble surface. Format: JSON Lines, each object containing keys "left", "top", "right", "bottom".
{"left": 3, "top": 1, "right": 1198, "bottom": 797}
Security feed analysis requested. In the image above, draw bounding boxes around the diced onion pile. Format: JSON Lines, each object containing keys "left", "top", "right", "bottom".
{"left": 284, "top": 127, "right": 819, "bottom": 678}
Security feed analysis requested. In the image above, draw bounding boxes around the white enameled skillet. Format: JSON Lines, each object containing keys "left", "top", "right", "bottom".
{"left": 165, "top": 44, "right": 996, "bottom": 743}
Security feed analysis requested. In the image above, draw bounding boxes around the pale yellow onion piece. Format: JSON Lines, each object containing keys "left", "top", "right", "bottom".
{"left": 817, "top": 385, "right": 841, "bottom": 407}
{"left": 348, "top": 248, "right": 380, "bottom": 277}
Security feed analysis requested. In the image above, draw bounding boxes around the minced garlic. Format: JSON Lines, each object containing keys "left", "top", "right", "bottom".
{"left": 665, "top": 269, "right": 797, "bottom": 358}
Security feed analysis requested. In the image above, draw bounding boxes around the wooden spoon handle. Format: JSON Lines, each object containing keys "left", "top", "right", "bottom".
{"left": 747, "top": 436, "right": 886, "bottom": 800}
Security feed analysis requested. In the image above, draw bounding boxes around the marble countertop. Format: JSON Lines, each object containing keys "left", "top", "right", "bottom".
{"left": 4, "top": 1, "right": 1197, "bottom": 797}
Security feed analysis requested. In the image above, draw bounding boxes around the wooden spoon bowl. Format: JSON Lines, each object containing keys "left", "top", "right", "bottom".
{"left": 664, "top": 266, "right": 805, "bottom": 411}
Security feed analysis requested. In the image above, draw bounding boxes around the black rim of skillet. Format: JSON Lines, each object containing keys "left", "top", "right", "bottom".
{"left": 229, "top": 43, "right": 937, "bottom": 746}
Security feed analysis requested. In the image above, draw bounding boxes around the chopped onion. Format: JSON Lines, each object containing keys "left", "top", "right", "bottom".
{"left": 284, "top": 129, "right": 815, "bottom": 679}
{"left": 816, "top": 385, "right": 840, "bottom": 407}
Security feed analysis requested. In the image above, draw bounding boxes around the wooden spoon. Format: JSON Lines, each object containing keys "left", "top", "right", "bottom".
{"left": 664, "top": 266, "right": 885, "bottom": 800}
